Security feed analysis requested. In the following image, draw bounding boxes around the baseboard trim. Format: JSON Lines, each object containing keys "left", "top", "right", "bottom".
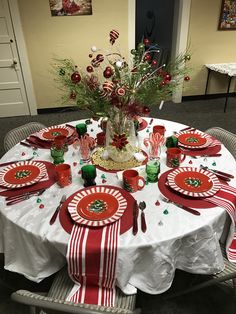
{"left": 182, "top": 93, "right": 236, "bottom": 101}
{"left": 37, "top": 106, "right": 77, "bottom": 114}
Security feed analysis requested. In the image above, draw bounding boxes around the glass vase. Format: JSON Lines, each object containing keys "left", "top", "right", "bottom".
{"left": 105, "top": 110, "right": 136, "bottom": 163}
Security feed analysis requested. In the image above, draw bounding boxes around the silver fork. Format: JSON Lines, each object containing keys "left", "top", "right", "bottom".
{"left": 160, "top": 195, "right": 201, "bottom": 216}
{"left": 49, "top": 195, "right": 67, "bottom": 225}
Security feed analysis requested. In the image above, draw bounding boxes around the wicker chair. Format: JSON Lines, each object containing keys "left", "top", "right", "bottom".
{"left": 166, "top": 127, "right": 236, "bottom": 299}
{"left": 3, "top": 122, "right": 46, "bottom": 152}
{"left": 11, "top": 267, "right": 140, "bottom": 314}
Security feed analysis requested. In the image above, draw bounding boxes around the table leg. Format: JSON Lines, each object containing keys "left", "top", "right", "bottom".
{"left": 205, "top": 68, "right": 211, "bottom": 95}
{"left": 224, "top": 76, "right": 232, "bottom": 113}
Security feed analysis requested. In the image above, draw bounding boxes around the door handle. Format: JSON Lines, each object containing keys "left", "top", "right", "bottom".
{"left": 11, "top": 59, "right": 18, "bottom": 69}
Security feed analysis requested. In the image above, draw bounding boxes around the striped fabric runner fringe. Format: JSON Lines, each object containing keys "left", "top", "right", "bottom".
{"left": 206, "top": 184, "right": 236, "bottom": 262}
{"left": 66, "top": 220, "right": 120, "bottom": 306}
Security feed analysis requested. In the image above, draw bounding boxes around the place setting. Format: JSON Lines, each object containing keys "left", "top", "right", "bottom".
{"left": 0, "top": 159, "right": 57, "bottom": 202}
{"left": 174, "top": 129, "right": 222, "bottom": 157}
{"left": 24, "top": 125, "right": 77, "bottom": 149}
{"left": 158, "top": 165, "right": 236, "bottom": 261}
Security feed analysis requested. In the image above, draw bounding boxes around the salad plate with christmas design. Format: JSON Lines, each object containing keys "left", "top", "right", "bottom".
{"left": 36, "top": 125, "right": 74, "bottom": 141}
{"left": 0, "top": 161, "right": 47, "bottom": 189}
{"left": 176, "top": 130, "right": 212, "bottom": 149}
{"left": 68, "top": 186, "right": 127, "bottom": 227}
{"left": 167, "top": 167, "right": 221, "bottom": 198}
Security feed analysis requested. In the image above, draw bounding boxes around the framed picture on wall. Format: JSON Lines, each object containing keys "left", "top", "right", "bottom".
{"left": 218, "top": 0, "right": 236, "bottom": 30}
{"left": 49, "top": 0, "right": 92, "bottom": 16}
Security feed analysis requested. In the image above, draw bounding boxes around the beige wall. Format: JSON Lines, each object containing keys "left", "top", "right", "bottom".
{"left": 18, "top": 0, "right": 129, "bottom": 109}
{"left": 184, "top": 0, "right": 236, "bottom": 96}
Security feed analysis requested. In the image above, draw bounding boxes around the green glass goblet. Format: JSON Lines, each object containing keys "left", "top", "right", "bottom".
{"left": 81, "top": 165, "right": 97, "bottom": 187}
{"left": 146, "top": 160, "right": 160, "bottom": 183}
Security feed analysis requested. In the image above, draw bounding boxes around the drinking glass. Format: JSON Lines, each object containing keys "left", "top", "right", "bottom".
{"left": 81, "top": 165, "right": 97, "bottom": 187}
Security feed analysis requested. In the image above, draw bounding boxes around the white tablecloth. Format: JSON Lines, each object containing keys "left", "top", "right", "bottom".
{"left": 0, "top": 118, "right": 235, "bottom": 295}
{"left": 205, "top": 63, "right": 236, "bottom": 77}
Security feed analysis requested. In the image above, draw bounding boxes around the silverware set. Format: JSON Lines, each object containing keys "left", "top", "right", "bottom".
{"left": 0, "top": 156, "right": 34, "bottom": 167}
{"left": 160, "top": 195, "right": 201, "bottom": 216}
{"left": 200, "top": 165, "right": 234, "bottom": 182}
{"left": 6, "top": 189, "right": 46, "bottom": 206}
{"left": 133, "top": 200, "right": 147, "bottom": 235}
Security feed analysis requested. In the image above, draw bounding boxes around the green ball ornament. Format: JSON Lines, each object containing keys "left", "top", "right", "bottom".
{"left": 131, "top": 49, "right": 136, "bottom": 55}
{"left": 138, "top": 43, "right": 145, "bottom": 50}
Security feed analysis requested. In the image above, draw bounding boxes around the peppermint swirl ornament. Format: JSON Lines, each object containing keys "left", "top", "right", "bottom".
{"left": 116, "top": 87, "right": 126, "bottom": 96}
{"left": 109, "top": 29, "right": 119, "bottom": 45}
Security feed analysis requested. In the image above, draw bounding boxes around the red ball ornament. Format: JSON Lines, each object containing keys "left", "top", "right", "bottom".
{"left": 144, "top": 53, "right": 152, "bottom": 62}
{"left": 71, "top": 71, "right": 81, "bottom": 84}
{"left": 142, "top": 106, "right": 150, "bottom": 116}
{"left": 105, "top": 66, "right": 112, "bottom": 71}
{"left": 164, "top": 73, "right": 172, "bottom": 82}
{"left": 159, "top": 80, "right": 166, "bottom": 88}
{"left": 86, "top": 66, "right": 93, "bottom": 73}
{"left": 70, "top": 92, "right": 76, "bottom": 100}
{"left": 103, "top": 70, "right": 112, "bottom": 79}
{"left": 89, "top": 54, "right": 93, "bottom": 58}
{"left": 143, "top": 38, "right": 150, "bottom": 45}
{"left": 152, "top": 60, "right": 158, "bottom": 67}
{"left": 184, "top": 75, "right": 190, "bottom": 81}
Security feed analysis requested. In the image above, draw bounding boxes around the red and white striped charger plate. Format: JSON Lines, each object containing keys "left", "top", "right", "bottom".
{"left": 167, "top": 167, "right": 221, "bottom": 198}
{"left": 175, "top": 130, "right": 212, "bottom": 149}
{"left": 0, "top": 161, "right": 47, "bottom": 189}
{"left": 36, "top": 125, "right": 74, "bottom": 141}
{"left": 68, "top": 186, "right": 127, "bottom": 227}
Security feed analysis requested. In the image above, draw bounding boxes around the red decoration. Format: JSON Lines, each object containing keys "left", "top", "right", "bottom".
{"left": 71, "top": 71, "right": 81, "bottom": 84}
{"left": 86, "top": 66, "right": 93, "bottom": 73}
{"left": 70, "top": 92, "right": 76, "bottom": 99}
{"left": 111, "top": 133, "right": 128, "bottom": 150}
{"left": 103, "top": 69, "right": 113, "bottom": 78}
{"left": 143, "top": 38, "right": 150, "bottom": 45}
{"left": 184, "top": 75, "right": 190, "bottom": 81}
{"left": 109, "top": 29, "right": 119, "bottom": 45}
{"left": 89, "top": 54, "right": 93, "bottom": 58}
{"left": 155, "top": 200, "right": 160, "bottom": 206}
{"left": 39, "top": 204, "right": 44, "bottom": 209}
{"left": 103, "top": 81, "right": 114, "bottom": 93}
{"left": 152, "top": 60, "right": 158, "bottom": 67}
{"left": 116, "top": 87, "right": 126, "bottom": 96}
{"left": 142, "top": 106, "right": 151, "bottom": 116}
{"left": 164, "top": 73, "right": 171, "bottom": 82}
{"left": 144, "top": 53, "right": 152, "bottom": 62}
{"left": 96, "top": 54, "right": 104, "bottom": 62}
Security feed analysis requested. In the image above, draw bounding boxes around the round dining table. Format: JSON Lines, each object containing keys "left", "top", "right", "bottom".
{"left": 0, "top": 117, "right": 235, "bottom": 295}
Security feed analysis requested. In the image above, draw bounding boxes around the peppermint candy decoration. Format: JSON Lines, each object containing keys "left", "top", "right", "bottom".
{"left": 99, "top": 89, "right": 108, "bottom": 99}
{"left": 103, "top": 81, "right": 114, "bottom": 93}
{"left": 96, "top": 54, "right": 104, "bottom": 63}
{"left": 91, "top": 58, "right": 100, "bottom": 67}
{"left": 109, "top": 29, "right": 119, "bottom": 45}
{"left": 116, "top": 87, "right": 126, "bottom": 96}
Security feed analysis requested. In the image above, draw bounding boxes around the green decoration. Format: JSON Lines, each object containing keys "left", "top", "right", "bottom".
{"left": 37, "top": 198, "right": 42, "bottom": 203}
{"left": 186, "top": 136, "right": 199, "bottom": 143}
{"left": 212, "top": 162, "right": 216, "bottom": 166}
{"left": 185, "top": 177, "right": 202, "bottom": 188}
{"left": 101, "top": 174, "right": 106, "bottom": 179}
{"left": 15, "top": 170, "right": 31, "bottom": 179}
{"left": 88, "top": 199, "right": 106, "bottom": 213}
{"left": 163, "top": 209, "right": 169, "bottom": 215}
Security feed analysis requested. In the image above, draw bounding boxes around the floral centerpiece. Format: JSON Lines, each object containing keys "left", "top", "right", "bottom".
{"left": 53, "top": 30, "right": 190, "bottom": 162}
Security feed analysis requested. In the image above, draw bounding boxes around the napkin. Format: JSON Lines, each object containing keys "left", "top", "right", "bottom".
{"left": 204, "top": 184, "right": 236, "bottom": 262}
{"left": 66, "top": 221, "right": 120, "bottom": 306}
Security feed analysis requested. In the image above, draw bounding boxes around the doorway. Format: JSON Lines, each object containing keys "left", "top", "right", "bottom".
{"left": 129, "top": 0, "right": 191, "bottom": 103}
{"left": 0, "top": 0, "right": 37, "bottom": 117}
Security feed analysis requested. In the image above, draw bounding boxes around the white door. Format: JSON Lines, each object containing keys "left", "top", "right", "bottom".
{"left": 0, "top": 0, "right": 30, "bottom": 117}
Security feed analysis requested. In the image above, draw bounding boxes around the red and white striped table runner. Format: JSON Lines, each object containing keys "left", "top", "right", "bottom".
{"left": 66, "top": 219, "right": 120, "bottom": 306}
{"left": 206, "top": 184, "right": 236, "bottom": 262}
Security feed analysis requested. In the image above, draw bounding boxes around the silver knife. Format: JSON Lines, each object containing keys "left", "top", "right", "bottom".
{"left": 174, "top": 202, "right": 201, "bottom": 216}
{"left": 49, "top": 195, "right": 67, "bottom": 225}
